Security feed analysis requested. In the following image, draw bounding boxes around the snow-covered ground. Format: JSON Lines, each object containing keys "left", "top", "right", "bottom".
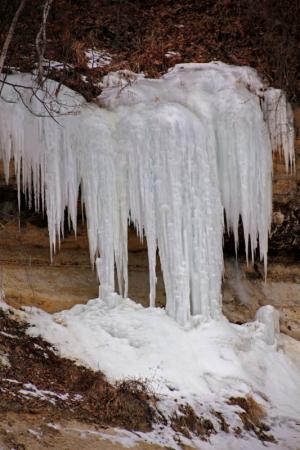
{"left": 26, "top": 295, "right": 300, "bottom": 449}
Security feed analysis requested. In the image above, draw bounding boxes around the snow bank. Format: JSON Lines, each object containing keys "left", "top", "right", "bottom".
{"left": 0, "top": 63, "right": 294, "bottom": 324}
{"left": 27, "top": 296, "right": 300, "bottom": 414}
{"left": 26, "top": 295, "right": 300, "bottom": 449}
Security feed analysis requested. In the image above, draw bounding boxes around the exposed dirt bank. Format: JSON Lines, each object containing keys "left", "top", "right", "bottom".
{"left": 0, "top": 413, "right": 168, "bottom": 450}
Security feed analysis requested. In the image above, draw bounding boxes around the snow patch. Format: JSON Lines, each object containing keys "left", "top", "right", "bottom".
{"left": 39, "top": 59, "right": 74, "bottom": 72}
{"left": 28, "top": 428, "right": 42, "bottom": 439}
{"left": 0, "top": 331, "right": 18, "bottom": 339}
{"left": 165, "top": 51, "right": 181, "bottom": 58}
{"left": 0, "top": 352, "right": 10, "bottom": 368}
{"left": 19, "top": 383, "right": 69, "bottom": 404}
{"left": 85, "top": 49, "right": 112, "bottom": 69}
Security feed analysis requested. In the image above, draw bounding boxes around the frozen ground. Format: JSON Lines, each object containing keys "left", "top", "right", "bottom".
{"left": 26, "top": 295, "right": 300, "bottom": 449}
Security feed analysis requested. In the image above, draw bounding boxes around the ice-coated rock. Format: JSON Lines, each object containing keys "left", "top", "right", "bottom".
{"left": 256, "top": 305, "right": 280, "bottom": 345}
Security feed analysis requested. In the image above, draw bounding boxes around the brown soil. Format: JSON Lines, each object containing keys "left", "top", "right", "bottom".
{"left": 0, "top": 412, "right": 167, "bottom": 450}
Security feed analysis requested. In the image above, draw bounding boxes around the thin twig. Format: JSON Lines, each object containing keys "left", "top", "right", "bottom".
{"left": 0, "top": 0, "right": 27, "bottom": 76}
{"left": 12, "top": 84, "right": 62, "bottom": 125}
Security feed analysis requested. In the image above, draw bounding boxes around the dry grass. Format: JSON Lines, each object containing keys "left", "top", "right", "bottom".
{"left": 228, "top": 395, "right": 276, "bottom": 443}
{"left": 171, "top": 404, "right": 215, "bottom": 440}
{"left": 229, "top": 395, "right": 266, "bottom": 425}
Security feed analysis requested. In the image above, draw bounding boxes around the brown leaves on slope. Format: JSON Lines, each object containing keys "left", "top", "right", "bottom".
{"left": 0, "top": 0, "right": 299, "bottom": 101}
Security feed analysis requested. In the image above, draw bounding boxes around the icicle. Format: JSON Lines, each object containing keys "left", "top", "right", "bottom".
{"left": 0, "top": 63, "right": 295, "bottom": 325}
{"left": 262, "top": 88, "right": 295, "bottom": 171}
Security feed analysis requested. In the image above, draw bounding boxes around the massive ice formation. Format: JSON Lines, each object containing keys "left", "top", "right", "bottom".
{"left": 0, "top": 63, "right": 294, "bottom": 324}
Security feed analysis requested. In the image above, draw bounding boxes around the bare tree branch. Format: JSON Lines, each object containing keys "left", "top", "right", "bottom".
{"left": 0, "top": 0, "right": 27, "bottom": 76}
{"left": 0, "top": 0, "right": 79, "bottom": 122}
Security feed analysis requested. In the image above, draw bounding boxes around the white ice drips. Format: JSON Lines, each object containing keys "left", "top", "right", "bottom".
{"left": 0, "top": 63, "right": 295, "bottom": 324}
{"left": 263, "top": 88, "right": 295, "bottom": 171}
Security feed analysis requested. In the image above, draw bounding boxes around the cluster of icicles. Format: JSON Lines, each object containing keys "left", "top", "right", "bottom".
{"left": 0, "top": 63, "right": 294, "bottom": 324}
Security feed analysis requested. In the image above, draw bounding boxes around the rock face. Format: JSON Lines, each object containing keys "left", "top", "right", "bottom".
{"left": 0, "top": 184, "right": 97, "bottom": 312}
{"left": 222, "top": 259, "right": 300, "bottom": 341}
{"left": 0, "top": 108, "right": 299, "bottom": 338}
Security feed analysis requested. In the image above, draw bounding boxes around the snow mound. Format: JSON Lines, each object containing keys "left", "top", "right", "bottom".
{"left": 26, "top": 296, "right": 300, "bottom": 449}
{"left": 0, "top": 63, "right": 294, "bottom": 324}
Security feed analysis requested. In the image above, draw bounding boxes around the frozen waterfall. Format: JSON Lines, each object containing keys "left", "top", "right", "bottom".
{"left": 0, "top": 63, "right": 294, "bottom": 324}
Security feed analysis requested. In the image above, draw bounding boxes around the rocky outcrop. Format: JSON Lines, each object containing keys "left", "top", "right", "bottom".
{"left": 222, "top": 259, "right": 300, "bottom": 341}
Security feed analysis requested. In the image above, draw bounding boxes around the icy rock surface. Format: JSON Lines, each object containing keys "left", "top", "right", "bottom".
{"left": 0, "top": 63, "right": 294, "bottom": 324}
{"left": 256, "top": 305, "right": 280, "bottom": 345}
